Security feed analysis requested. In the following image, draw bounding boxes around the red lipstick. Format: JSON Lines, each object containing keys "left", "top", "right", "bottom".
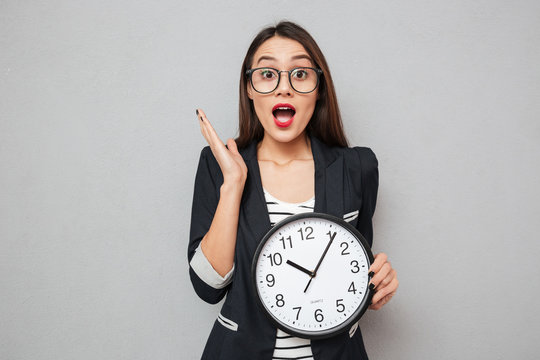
{"left": 272, "top": 103, "right": 296, "bottom": 128}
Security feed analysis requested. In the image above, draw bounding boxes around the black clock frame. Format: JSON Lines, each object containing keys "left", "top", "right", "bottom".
{"left": 251, "top": 212, "right": 375, "bottom": 340}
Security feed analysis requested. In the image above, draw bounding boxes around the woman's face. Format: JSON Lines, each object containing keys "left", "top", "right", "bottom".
{"left": 248, "top": 36, "right": 318, "bottom": 144}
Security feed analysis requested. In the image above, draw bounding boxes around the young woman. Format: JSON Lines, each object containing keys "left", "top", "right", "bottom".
{"left": 188, "top": 21, "right": 398, "bottom": 360}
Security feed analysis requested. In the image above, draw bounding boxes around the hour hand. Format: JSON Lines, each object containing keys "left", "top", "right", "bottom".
{"left": 286, "top": 260, "right": 314, "bottom": 277}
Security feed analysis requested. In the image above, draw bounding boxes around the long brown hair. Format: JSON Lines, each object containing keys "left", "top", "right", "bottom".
{"left": 236, "top": 21, "right": 348, "bottom": 149}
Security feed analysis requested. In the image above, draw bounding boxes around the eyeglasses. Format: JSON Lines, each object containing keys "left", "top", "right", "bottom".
{"left": 246, "top": 67, "right": 323, "bottom": 94}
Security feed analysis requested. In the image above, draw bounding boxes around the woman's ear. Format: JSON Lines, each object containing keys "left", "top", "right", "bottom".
{"left": 247, "top": 84, "right": 253, "bottom": 100}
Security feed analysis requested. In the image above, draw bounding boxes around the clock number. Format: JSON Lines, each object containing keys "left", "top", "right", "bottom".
{"left": 340, "top": 242, "right": 350, "bottom": 255}
{"left": 350, "top": 260, "right": 360, "bottom": 273}
{"left": 293, "top": 306, "right": 302, "bottom": 320}
{"left": 266, "top": 253, "right": 282, "bottom": 266}
{"left": 278, "top": 235, "right": 293, "bottom": 249}
{"left": 276, "top": 294, "right": 285, "bottom": 307}
{"left": 314, "top": 309, "right": 324, "bottom": 323}
{"left": 297, "top": 226, "right": 314, "bottom": 240}
{"left": 336, "top": 299, "right": 345, "bottom": 313}
{"left": 266, "top": 274, "right": 275, "bottom": 287}
{"left": 348, "top": 281, "right": 357, "bottom": 294}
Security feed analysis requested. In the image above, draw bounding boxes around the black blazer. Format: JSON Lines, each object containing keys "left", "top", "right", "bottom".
{"left": 188, "top": 134, "right": 379, "bottom": 360}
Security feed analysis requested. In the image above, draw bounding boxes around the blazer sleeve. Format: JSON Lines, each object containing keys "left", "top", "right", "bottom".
{"left": 353, "top": 147, "right": 379, "bottom": 248}
{"left": 187, "top": 146, "right": 231, "bottom": 304}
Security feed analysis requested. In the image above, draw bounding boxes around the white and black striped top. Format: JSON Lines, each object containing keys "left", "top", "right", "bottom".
{"left": 264, "top": 188, "right": 315, "bottom": 360}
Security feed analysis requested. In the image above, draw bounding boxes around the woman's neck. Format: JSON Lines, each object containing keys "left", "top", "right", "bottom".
{"left": 257, "top": 132, "right": 312, "bottom": 165}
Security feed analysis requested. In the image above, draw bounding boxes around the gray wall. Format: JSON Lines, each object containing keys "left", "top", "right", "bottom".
{"left": 2, "top": 1, "right": 539, "bottom": 359}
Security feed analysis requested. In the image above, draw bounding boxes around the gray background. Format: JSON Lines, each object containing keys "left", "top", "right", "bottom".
{"left": 1, "top": 0, "right": 539, "bottom": 359}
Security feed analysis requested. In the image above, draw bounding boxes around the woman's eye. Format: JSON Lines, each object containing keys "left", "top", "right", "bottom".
{"left": 260, "top": 70, "right": 276, "bottom": 79}
{"left": 293, "top": 69, "right": 308, "bottom": 80}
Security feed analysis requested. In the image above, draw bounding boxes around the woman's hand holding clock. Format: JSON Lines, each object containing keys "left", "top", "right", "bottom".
{"left": 367, "top": 253, "right": 399, "bottom": 310}
{"left": 197, "top": 108, "right": 247, "bottom": 188}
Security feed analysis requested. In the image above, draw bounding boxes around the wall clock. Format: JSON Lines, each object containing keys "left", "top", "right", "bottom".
{"left": 252, "top": 212, "right": 374, "bottom": 339}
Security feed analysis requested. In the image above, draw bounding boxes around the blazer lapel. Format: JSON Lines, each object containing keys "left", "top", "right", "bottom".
{"left": 241, "top": 142, "right": 272, "bottom": 249}
{"left": 311, "top": 135, "right": 344, "bottom": 218}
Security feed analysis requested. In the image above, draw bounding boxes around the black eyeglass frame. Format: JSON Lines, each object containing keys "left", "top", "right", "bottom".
{"left": 245, "top": 67, "right": 323, "bottom": 94}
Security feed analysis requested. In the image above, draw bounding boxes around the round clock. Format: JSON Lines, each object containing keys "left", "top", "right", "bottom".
{"left": 251, "top": 212, "right": 374, "bottom": 339}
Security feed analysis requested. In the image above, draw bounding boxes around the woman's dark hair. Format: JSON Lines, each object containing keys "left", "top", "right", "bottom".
{"left": 236, "top": 20, "right": 348, "bottom": 149}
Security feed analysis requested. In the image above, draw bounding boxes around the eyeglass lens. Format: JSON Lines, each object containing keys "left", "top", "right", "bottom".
{"left": 251, "top": 68, "right": 319, "bottom": 93}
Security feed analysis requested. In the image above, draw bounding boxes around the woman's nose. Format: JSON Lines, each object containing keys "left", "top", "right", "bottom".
{"left": 275, "top": 71, "right": 292, "bottom": 96}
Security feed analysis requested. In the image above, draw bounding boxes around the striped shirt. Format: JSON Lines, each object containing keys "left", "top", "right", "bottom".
{"left": 264, "top": 188, "right": 315, "bottom": 360}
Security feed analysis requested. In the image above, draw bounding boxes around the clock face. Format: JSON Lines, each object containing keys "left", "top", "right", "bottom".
{"left": 252, "top": 213, "right": 374, "bottom": 339}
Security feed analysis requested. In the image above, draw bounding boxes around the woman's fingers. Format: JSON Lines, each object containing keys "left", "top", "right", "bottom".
{"left": 368, "top": 253, "right": 387, "bottom": 288}
{"left": 367, "top": 252, "right": 398, "bottom": 310}
{"left": 369, "top": 261, "right": 392, "bottom": 290}
{"left": 197, "top": 109, "right": 213, "bottom": 148}
{"left": 369, "top": 276, "right": 399, "bottom": 310}
{"left": 199, "top": 116, "right": 211, "bottom": 145}
{"left": 378, "top": 268, "right": 396, "bottom": 288}
{"left": 197, "top": 108, "right": 225, "bottom": 150}
{"left": 369, "top": 253, "right": 387, "bottom": 275}
{"left": 197, "top": 108, "right": 233, "bottom": 163}
{"left": 196, "top": 108, "right": 247, "bottom": 186}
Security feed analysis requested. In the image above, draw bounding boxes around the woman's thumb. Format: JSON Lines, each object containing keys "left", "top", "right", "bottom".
{"left": 226, "top": 138, "right": 240, "bottom": 155}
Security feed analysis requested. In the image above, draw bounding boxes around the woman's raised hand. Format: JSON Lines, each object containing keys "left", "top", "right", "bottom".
{"left": 368, "top": 253, "right": 399, "bottom": 310}
{"left": 197, "top": 109, "right": 248, "bottom": 188}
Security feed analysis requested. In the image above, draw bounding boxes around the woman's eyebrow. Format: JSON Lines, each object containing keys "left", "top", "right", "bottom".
{"left": 255, "top": 54, "right": 313, "bottom": 66}
{"left": 290, "top": 54, "right": 312, "bottom": 62}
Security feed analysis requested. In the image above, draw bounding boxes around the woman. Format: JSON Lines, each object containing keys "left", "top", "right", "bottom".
{"left": 188, "top": 21, "right": 398, "bottom": 359}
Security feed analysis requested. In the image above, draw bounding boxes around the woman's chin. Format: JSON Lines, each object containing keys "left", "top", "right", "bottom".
{"left": 263, "top": 128, "right": 308, "bottom": 145}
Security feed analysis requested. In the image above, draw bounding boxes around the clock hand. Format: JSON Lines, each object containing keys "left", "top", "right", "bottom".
{"left": 286, "top": 260, "right": 314, "bottom": 277}
{"left": 312, "top": 231, "right": 337, "bottom": 277}
{"left": 304, "top": 278, "right": 312, "bottom": 293}
{"left": 304, "top": 231, "right": 337, "bottom": 293}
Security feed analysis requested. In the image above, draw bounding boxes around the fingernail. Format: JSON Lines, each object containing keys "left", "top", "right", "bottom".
{"left": 199, "top": 116, "right": 204, "bottom": 122}
{"left": 368, "top": 271, "right": 374, "bottom": 277}
{"left": 369, "top": 283, "right": 376, "bottom": 290}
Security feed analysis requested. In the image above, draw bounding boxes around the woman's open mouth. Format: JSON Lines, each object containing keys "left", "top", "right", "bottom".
{"left": 272, "top": 103, "right": 296, "bottom": 128}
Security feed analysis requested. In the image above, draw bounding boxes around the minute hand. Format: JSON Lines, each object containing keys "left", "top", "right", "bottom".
{"left": 304, "top": 231, "right": 337, "bottom": 293}
{"left": 312, "top": 231, "right": 337, "bottom": 277}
